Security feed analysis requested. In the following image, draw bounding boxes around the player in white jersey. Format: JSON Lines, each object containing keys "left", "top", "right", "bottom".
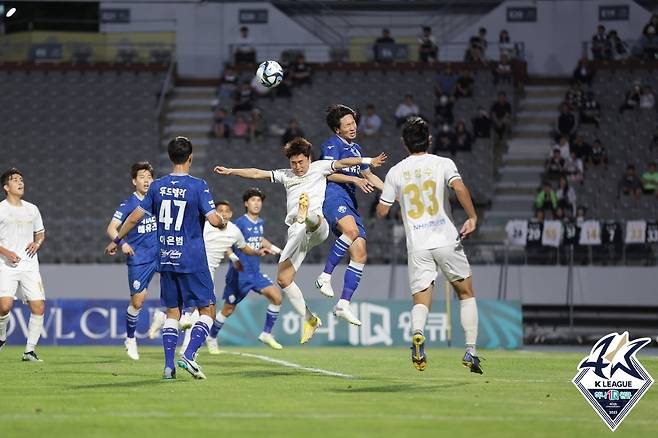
{"left": 214, "top": 137, "right": 386, "bottom": 344}
{"left": 376, "top": 118, "right": 482, "bottom": 374}
{"left": 0, "top": 168, "right": 46, "bottom": 362}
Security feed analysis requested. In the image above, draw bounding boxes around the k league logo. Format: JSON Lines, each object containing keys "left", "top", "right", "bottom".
{"left": 573, "top": 332, "right": 654, "bottom": 431}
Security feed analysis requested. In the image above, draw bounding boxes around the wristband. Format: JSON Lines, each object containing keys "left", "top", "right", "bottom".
{"left": 270, "top": 245, "right": 282, "bottom": 255}
{"left": 228, "top": 253, "right": 240, "bottom": 263}
{"left": 113, "top": 236, "right": 123, "bottom": 245}
{"left": 361, "top": 157, "right": 373, "bottom": 165}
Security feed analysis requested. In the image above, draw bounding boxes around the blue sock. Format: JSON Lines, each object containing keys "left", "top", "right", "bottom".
{"left": 341, "top": 261, "right": 364, "bottom": 301}
{"left": 209, "top": 313, "right": 226, "bottom": 338}
{"left": 162, "top": 319, "right": 179, "bottom": 370}
{"left": 183, "top": 315, "right": 213, "bottom": 359}
{"left": 263, "top": 304, "right": 281, "bottom": 334}
{"left": 323, "top": 234, "right": 353, "bottom": 274}
{"left": 126, "top": 305, "right": 140, "bottom": 339}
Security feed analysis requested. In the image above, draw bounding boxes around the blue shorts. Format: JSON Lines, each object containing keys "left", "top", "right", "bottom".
{"left": 322, "top": 196, "right": 367, "bottom": 239}
{"left": 223, "top": 268, "right": 274, "bottom": 305}
{"left": 127, "top": 261, "right": 157, "bottom": 295}
{"left": 160, "top": 270, "right": 216, "bottom": 309}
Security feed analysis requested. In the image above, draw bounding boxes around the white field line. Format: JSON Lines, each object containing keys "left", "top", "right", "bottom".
{"left": 219, "top": 349, "right": 357, "bottom": 379}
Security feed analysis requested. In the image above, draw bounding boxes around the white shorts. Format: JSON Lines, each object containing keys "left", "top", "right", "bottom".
{"left": 408, "top": 243, "right": 471, "bottom": 294}
{"left": 280, "top": 219, "right": 330, "bottom": 271}
{"left": 0, "top": 269, "right": 46, "bottom": 302}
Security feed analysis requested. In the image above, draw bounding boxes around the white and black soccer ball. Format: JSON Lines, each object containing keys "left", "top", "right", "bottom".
{"left": 256, "top": 60, "right": 284, "bottom": 88}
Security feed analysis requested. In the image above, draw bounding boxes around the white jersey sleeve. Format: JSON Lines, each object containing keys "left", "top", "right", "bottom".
{"left": 32, "top": 204, "right": 45, "bottom": 233}
{"left": 379, "top": 168, "right": 398, "bottom": 206}
{"left": 315, "top": 159, "right": 336, "bottom": 176}
{"left": 231, "top": 223, "right": 247, "bottom": 249}
{"left": 270, "top": 169, "right": 287, "bottom": 184}
{"left": 444, "top": 158, "right": 462, "bottom": 187}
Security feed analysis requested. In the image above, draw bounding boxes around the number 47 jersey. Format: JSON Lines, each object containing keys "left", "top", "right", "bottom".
{"left": 139, "top": 174, "right": 216, "bottom": 273}
{"left": 380, "top": 154, "right": 461, "bottom": 252}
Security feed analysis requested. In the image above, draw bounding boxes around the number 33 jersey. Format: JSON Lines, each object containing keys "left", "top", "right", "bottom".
{"left": 139, "top": 174, "right": 216, "bottom": 273}
{"left": 380, "top": 154, "right": 461, "bottom": 252}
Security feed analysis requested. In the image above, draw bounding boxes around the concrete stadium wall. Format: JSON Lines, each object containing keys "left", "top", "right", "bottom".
{"left": 40, "top": 263, "right": 656, "bottom": 306}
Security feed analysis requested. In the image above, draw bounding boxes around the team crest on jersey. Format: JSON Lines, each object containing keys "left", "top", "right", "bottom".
{"left": 572, "top": 332, "right": 653, "bottom": 431}
{"left": 132, "top": 280, "right": 141, "bottom": 291}
{"left": 338, "top": 206, "right": 347, "bottom": 213}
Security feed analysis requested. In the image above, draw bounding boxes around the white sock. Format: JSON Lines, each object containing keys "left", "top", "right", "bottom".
{"left": 460, "top": 297, "right": 478, "bottom": 353}
{"left": 282, "top": 282, "right": 307, "bottom": 317}
{"left": 319, "top": 272, "right": 331, "bottom": 281}
{"left": 337, "top": 298, "right": 350, "bottom": 309}
{"left": 216, "top": 312, "right": 227, "bottom": 324}
{"left": 164, "top": 318, "right": 178, "bottom": 330}
{"left": 267, "top": 304, "right": 281, "bottom": 312}
{"left": 0, "top": 313, "right": 9, "bottom": 341}
{"left": 26, "top": 314, "right": 44, "bottom": 352}
{"left": 411, "top": 304, "right": 429, "bottom": 334}
{"left": 127, "top": 305, "right": 140, "bottom": 317}
{"left": 182, "top": 327, "right": 192, "bottom": 351}
{"left": 198, "top": 314, "right": 214, "bottom": 328}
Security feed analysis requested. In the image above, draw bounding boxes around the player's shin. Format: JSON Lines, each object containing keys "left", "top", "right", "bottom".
{"left": 0, "top": 313, "right": 9, "bottom": 342}
{"left": 263, "top": 304, "right": 280, "bottom": 334}
{"left": 322, "top": 234, "right": 353, "bottom": 275}
{"left": 209, "top": 313, "right": 226, "bottom": 338}
{"left": 183, "top": 314, "right": 213, "bottom": 359}
{"left": 460, "top": 297, "right": 478, "bottom": 354}
{"left": 126, "top": 305, "right": 140, "bottom": 339}
{"left": 411, "top": 304, "right": 429, "bottom": 334}
{"left": 25, "top": 313, "right": 44, "bottom": 353}
{"left": 162, "top": 318, "right": 179, "bottom": 370}
{"left": 282, "top": 282, "right": 308, "bottom": 317}
{"left": 339, "top": 261, "right": 364, "bottom": 304}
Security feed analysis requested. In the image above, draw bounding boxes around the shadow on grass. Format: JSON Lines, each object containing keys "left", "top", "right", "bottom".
{"left": 68, "top": 379, "right": 182, "bottom": 390}
{"left": 329, "top": 381, "right": 472, "bottom": 393}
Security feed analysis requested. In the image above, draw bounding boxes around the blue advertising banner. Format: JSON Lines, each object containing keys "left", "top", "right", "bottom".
{"left": 4, "top": 298, "right": 522, "bottom": 349}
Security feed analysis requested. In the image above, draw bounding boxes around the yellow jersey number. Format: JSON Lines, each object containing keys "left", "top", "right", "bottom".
{"left": 403, "top": 180, "right": 439, "bottom": 219}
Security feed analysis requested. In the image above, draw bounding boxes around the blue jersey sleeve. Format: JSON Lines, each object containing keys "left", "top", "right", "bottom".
{"left": 197, "top": 180, "right": 216, "bottom": 217}
{"left": 321, "top": 140, "right": 339, "bottom": 160}
{"left": 139, "top": 184, "right": 156, "bottom": 216}
{"left": 113, "top": 199, "right": 132, "bottom": 224}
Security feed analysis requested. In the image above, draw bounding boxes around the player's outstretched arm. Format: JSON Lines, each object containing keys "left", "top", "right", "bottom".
{"left": 327, "top": 173, "right": 375, "bottom": 193}
{"left": 213, "top": 166, "right": 271, "bottom": 180}
{"left": 261, "top": 238, "right": 282, "bottom": 256}
{"left": 362, "top": 169, "right": 385, "bottom": 192}
{"left": 334, "top": 152, "right": 387, "bottom": 170}
{"left": 451, "top": 178, "right": 478, "bottom": 239}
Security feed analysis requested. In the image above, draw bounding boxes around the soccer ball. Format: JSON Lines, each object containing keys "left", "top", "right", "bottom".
{"left": 256, "top": 60, "right": 284, "bottom": 88}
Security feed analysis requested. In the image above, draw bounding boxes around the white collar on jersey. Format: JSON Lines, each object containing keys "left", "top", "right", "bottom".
{"left": 133, "top": 192, "right": 145, "bottom": 201}
{"left": 335, "top": 134, "right": 354, "bottom": 147}
{"left": 244, "top": 214, "right": 260, "bottom": 225}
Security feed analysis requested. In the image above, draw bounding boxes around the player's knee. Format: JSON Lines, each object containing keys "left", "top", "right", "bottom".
{"left": 344, "top": 228, "right": 360, "bottom": 242}
{"left": 223, "top": 306, "right": 235, "bottom": 317}
{"left": 270, "top": 293, "right": 283, "bottom": 306}
{"left": 276, "top": 277, "right": 290, "bottom": 289}
{"left": 29, "top": 300, "right": 45, "bottom": 316}
{"left": 0, "top": 303, "right": 12, "bottom": 315}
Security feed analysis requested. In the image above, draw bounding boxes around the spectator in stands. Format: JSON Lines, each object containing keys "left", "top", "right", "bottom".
{"left": 619, "top": 81, "right": 642, "bottom": 113}
{"left": 591, "top": 25, "right": 611, "bottom": 60}
{"left": 215, "top": 65, "right": 239, "bottom": 107}
{"left": 565, "top": 151, "right": 584, "bottom": 184}
{"left": 234, "top": 26, "right": 256, "bottom": 64}
{"left": 291, "top": 55, "right": 312, "bottom": 86}
{"left": 395, "top": 94, "right": 420, "bottom": 127}
{"left": 490, "top": 91, "right": 511, "bottom": 144}
{"left": 492, "top": 53, "right": 513, "bottom": 85}
{"left": 471, "top": 27, "right": 488, "bottom": 57}
{"left": 499, "top": 29, "right": 514, "bottom": 59}
{"left": 572, "top": 57, "right": 594, "bottom": 87}
{"left": 633, "top": 26, "right": 658, "bottom": 60}
{"left": 434, "top": 92, "right": 454, "bottom": 126}
{"left": 555, "top": 177, "right": 576, "bottom": 216}
{"left": 472, "top": 107, "right": 491, "bottom": 138}
{"left": 579, "top": 92, "right": 601, "bottom": 128}
{"left": 535, "top": 182, "right": 558, "bottom": 215}
{"left": 374, "top": 28, "right": 396, "bottom": 62}
{"left": 454, "top": 120, "right": 473, "bottom": 153}
{"left": 571, "top": 135, "right": 592, "bottom": 163}
{"left": 589, "top": 139, "right": 609, "bottom": 168}
{"left": 565, "top": 82, "right": 584, "bottom": 110}
{"left": 618, "top": 164, "right": 643, "bottom": 199}
{"left": 232, "top": 114, "right": 249, "bottom": 139}
{"left": 250, "top": 74, "right": 273, "bottom": 100}
{"left": 432, "top": 123, "right": 456, "bottom": 155}
{"left": 575, "top": 205, "right": 587, "bottom": 226}
{"left": 555, "top": 103, "right": 578, "bottom": 140}
{"left": 281, "top": 118, "right": 304, "bottom": 145}
{"left": 552, "top": 135, "right": 570, "bottom": 159}
{"left": 233, "top": 81, "right": 254, "bottom": 114}
{"left": 436, "top": 64, "right": 458, "bottom": 96}
{"left": 553, "top": 205, "right": 567, "bottom": 221}
{"left": 644, "top": 14, "right": 658, "bottom": 37}
{"left": 607, "top": 30, "right": 627, "bottom": 60}
{"left": 454, "top": 69, "right": 474, "bottom": 98}
{"left": 274, "top": 54, "right": 294, "bottom": 98}
{"left": 361, "top": 104, "right": 382, "bottom": 138}
{"left": 640, "top": 86, "right": 655, "bottom": 109}
{"left": 642, "top": 162, "right": 658, "bottom": 196}
{"left": 464, "top": 43, "right": 484, "bottom": 63}
{"left": 418, "top": 26, "right": 438, "bottom": 63}
{"left": 249, "top": 108, "right": 267, "bottom": 142}
{"left": 213, "top": 107, "right": 232, "bottom": 139}
{"left": 545, "top": 149, "right": 566, "bottom": 181}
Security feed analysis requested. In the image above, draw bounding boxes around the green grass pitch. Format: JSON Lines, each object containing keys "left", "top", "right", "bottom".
{"left": 2, "top": 346, "right": 657, "bottom": 437}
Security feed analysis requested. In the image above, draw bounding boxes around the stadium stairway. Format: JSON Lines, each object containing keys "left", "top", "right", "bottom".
{"left": 482, "top": 85, "right": 567, "bottom": 238}
{"left": 162, "top": 86, "right": 215, "bottom": 148}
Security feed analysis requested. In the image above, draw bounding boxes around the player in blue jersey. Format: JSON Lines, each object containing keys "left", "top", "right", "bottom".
{"left": 206, "top": 188, "right": 284, "bottom": 351}
{"left": 106, "top": 162, "right": 158, "bottom": 361}
{"left": 315, "top": 105, "right": 385, "bottom": 326}
{"left": 106, "top": 136, "right": 223, "bottom": 380}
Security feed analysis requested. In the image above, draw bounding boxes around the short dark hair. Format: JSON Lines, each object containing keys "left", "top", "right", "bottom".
{"left": 215, "top": 200, "right": 231, "bottom": 208}
{"left": 326, "top": 104, "right": 357, "bottom": 132}
{"left": 167, "top": 136, "right": 193, "bottom": 164}
{"left": 1, "top": 168, "right": 22, "bottom": 193}
{"left": 131, "top": 161, "right": 154, "bottom": 179}
{"left": 402, "top": 117, "right": 430, "bottom": 153}
{"left": 243, "top": 187, "right": 266, "bottom": 203}
{"left": 283, "top": 137, "right": 313, "bottom": 159}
